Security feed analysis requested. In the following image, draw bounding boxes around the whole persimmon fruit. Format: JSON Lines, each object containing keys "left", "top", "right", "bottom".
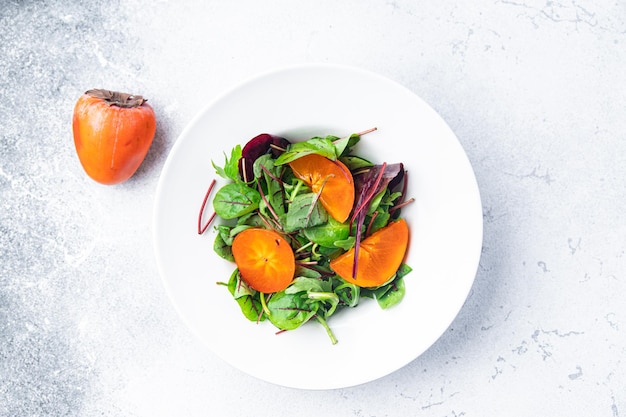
{"left": 72, "top": 89, "right": 156, "bottom": 185}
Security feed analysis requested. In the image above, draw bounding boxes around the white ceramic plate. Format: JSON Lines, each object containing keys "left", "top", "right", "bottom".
{"left": 153, "top": 64, "right": 482, "bottom": 390}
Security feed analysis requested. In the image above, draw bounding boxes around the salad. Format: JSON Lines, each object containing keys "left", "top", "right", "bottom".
{"left": 198, "top": 129, "right": 414, "bottom": 344}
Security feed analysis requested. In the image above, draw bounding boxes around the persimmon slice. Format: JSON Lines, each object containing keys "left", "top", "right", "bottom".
{"left": 330, "top": 219, "right": 409, "bottom": 288}
{"left": 231, "top": 228, "right": 295, "bottom": 293}
{"left": 288, "top": 154, "right": 355, "bottom": 223}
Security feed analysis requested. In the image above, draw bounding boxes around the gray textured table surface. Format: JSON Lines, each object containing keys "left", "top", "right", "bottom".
{"left": 2, "top": 1, "right": 625, "bottom": 416}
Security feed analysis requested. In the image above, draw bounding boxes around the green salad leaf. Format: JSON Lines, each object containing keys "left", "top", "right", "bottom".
{"left": 213, "top": 183, "right": 261, "bottom": 219}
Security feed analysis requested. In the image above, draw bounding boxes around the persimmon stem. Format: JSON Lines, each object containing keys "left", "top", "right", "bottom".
{"left": 198, "top": 179, "right": 217, "bottom": 235}
{"left": 85, "top": 89, "right": 147, "bottom": 108}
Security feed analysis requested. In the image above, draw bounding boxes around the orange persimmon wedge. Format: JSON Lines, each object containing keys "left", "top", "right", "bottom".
{"left": 330, "top": 219, "right": 409, "bottom": 288}
{"left": 288, "top": 154, "right": 355, "bottom": 223}
{"left": 231, "top": 228, "right": 295, "bottom": 293}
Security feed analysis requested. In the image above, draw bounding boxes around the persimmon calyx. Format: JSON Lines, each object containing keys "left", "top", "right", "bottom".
{"left": 85, "top": 89, "right": 147, "bottom": 108}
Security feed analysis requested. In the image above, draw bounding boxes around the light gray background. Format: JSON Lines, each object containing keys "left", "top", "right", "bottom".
{"left": 1, "top": 1, "right": 625, "bottom": 416}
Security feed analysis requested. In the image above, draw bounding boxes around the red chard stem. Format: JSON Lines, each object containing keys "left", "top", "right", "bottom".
{"left": 198, "top": 179, "right": 217, "bottom": 235}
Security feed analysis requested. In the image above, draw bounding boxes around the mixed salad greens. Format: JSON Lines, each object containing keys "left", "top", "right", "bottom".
{"left": 201, "top": 129, "right": 413, "bottom": 344}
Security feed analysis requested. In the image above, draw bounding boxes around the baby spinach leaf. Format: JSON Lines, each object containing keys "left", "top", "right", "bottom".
{"left": 226, "top": 270, "right": 265, "bottom": 321}
{"left": 294, "top": 265, "right": 322, "bottom": 279}
{"left": 236, "top": 292, "right": 265, "bottom": 321}
{"left": 367, "top": 189, "right": 387, "bottom": 215}
{"left": 274, "top": 137, "right": 337, "bottom": 165}
{"left": 303, "top": 216, "right": 350, "bottom": 247}
{"left": 316, "top": 245, "right": 344, "bottom": 259}
{"left": 214, "top": 232, "right": 234, "bottom": 261}
{"left": 229, "top": 224, "right": 254, "bottom": 239}
{"left": 216, "top": 225, "right": 232, "bottom": 244}
{"left": 267, "top": 291, "right": 318, "bottom": 330}
{"left": 237, "top": 212, "right": 265, "bottom": 227}
{"left": 213, "top": 183, "right": 261, "bottom": 219}
{"left": 396, "top": 263, "right": 413, "bottom": 278}
{"left": 332, "top": 133, "right": 360, "bottom": 157}
{"left": 340, "top": 155, "right": 373, "bottom": 171}
{"left": 286, "top": 277, "right": 332, "bottom": 294}
{"left": 361, "top": 264, "right": 411, "bottom": 309}
{"left": 374, "top": 277, "right": 405, "bottom": 309}
{"left": 281, "top": 193, "right": 328, "bottom": 233}
{"left": 215, "top": 224, "right": 253, "bottom": 248}
{"left": 257, "top": 156, "right": 286, "bottom": 219}
{"left": 253, "top": 154, "right": 275, "bottom": 179}
{"left": 332, "top": 236, "right": 355, "bottom": 250}
{"left": 231, "top": 274, "right": 256, "bottom": 300}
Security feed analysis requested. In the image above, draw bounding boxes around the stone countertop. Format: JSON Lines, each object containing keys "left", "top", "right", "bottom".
{"left": 1, "top": 1, "right": 625, "bottom": 416}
